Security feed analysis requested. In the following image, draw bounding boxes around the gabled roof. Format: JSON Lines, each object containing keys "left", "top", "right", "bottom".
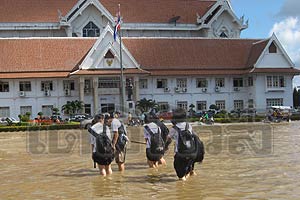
{"left": 0, "top": 0, "right": 77, "bottom": 23}
{"left": 0, "top": 0, "right": 217, "bottom": 24}
{"left": 246, "top": 39, "right": 270, "bottom": 68}
{"left": 1, "top": 37, "right": 299, "bottom": 79}
{"left": 0, "top": 38, "right": 95, "bottom": 73}
{"left": 100, "top": 0, "right": 216, "bottom": 24}
{"left": 122, "top": 38, "right": 261, "bottom": 70}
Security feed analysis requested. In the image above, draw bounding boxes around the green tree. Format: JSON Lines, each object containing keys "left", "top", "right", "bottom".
{"left": 209, "top": 104, "right": 218, "bottom": 110}
{"left": 52, "top": 107, "right": 60, "bottom": 115}
{"left": 37, "top": 112, "right": 43, "bottom": 119}
{"left": 62, "top": 100, "right": 84, "bottom": 116}
{"left": 293, "top": 88, "right": 300, "bottom": 108}
{"left": 136, "top": 98, "right": 157, "bottom": 113}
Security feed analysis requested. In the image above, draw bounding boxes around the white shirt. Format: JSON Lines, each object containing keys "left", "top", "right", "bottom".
{"left": 111, "top": 118, "right": 122, "bottom": 132}
{"left": 89, "top": 122, "right": 111, "bottom": 153}
{"left": 144, "top": 122, "right": 161, "bottom": 148}
{"left": 169, "top": 122, "right": 193, "bottom": 153}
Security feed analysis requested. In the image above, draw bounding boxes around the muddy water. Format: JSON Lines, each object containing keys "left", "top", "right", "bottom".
{"left": 1, "top": 122, "right": 300, "bottom": 200}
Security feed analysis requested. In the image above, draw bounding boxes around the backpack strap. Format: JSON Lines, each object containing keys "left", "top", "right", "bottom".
{"left": 88, "top": 124, "right": 106, "bottom": 138}
{"left": 103, "top": 125, "right": 106, "bottom": 135}
{"left": 88, "top": 127, "right": 98, "bottom": 138}
{"left": 145, "top": 125, "right": 154, "bottom": 136}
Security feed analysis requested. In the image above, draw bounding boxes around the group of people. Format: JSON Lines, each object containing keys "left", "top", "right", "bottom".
{"left": 88, "top": 108, "right": 204, "bottom": 181}
{"left": 89, "top": 112, "right": 128, "bottom": 176}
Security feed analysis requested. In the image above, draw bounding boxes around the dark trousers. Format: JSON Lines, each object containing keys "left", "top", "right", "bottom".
{"left": 173, "top": 153, "right": 195, "bottom": 178}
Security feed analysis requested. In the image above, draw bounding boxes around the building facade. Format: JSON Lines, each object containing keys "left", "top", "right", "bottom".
{"left": 0, "top": 0, "right": 299, "bottom": 118}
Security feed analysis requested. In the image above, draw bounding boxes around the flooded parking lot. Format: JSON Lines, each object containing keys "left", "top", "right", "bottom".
{"left": 1, "top": 121, "right": 300, "bottom": 200}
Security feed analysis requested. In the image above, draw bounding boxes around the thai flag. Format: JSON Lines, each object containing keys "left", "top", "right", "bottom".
{"left": 114, "top": 5, "right": 121, "bottom": 41}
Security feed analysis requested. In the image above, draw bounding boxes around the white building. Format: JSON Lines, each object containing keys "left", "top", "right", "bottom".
{"left": 0, "top": 0, "right": 299, "bottom": 118}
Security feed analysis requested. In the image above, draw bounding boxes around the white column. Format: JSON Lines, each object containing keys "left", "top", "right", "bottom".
{"left": 133, "top": 76, "right": 140, "bottom": 102}
{"left": 92, "top": 77, "right": 99, "bottom": 115}
{"left": 79, "top": 77, "right": 85, "bottom": 113}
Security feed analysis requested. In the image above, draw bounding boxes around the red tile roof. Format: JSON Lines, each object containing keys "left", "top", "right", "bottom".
{"left": 1, "top": 37, "right": 298, "bottom": 79}
{"left": 0, "top": 0, "right": 77, "bottom": 23}
{"left": 0, "top": 72, "right": 70, "bottom": 79}
{"left": 123, "top": 38, "right": 261, "bottom": 70}
{"left": 101, "top": 0, "right": 216, "bottom": 24}
{"left": 0, "top": 38, "right": 95, "bottom": 74}
{"left": 0, "top": 0, "right": 216, "bottom": 24}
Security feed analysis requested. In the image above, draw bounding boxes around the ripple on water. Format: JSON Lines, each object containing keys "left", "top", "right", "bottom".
{"left": 1, "top": 122, "right": 300, "bottom": 199}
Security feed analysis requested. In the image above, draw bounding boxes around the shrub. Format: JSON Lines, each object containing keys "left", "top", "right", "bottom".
{"left": 0, "top": 124, "right": 81, "bottom": 132}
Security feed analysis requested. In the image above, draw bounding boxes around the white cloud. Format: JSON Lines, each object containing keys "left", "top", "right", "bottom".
{"left": 269, "top": 17, "right": 300, "bottom": 87}
{"left": 269, "top": 17, "right": 300, "bottom": 65}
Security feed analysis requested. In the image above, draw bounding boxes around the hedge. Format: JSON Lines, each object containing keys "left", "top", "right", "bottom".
{"left": 0, "top": 124, "right": 81, "bottom": 132}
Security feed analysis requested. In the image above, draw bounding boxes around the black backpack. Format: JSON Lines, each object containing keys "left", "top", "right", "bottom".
{"left": 115, "top": 124, "right": 128, "bottom": 151}
{"left": 155, "top": 120, "right": 169, "bottom": 144}
{"left": 194, "top": 133, "right": 205, "bottom": 163}
{"left": 145, "top": 125, "right": 165, "bottom": 155}
{"left": 173, "top": 123, "right": 197, "bottom": 159}
{"left": 89, "top": 125, "right": 114, "bottom": 161}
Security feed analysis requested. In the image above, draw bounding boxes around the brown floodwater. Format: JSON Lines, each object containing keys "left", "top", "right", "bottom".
{"left": 1, "top": 121, "right": 300, "bottom": 200}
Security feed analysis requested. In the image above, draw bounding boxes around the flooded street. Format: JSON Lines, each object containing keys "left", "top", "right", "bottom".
{"left": 1, "top": 121, "right": 300, "bottom": 200}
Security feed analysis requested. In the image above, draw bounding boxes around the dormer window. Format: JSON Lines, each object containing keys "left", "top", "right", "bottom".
{"left": 269, "top": 42, "right": 277, "bottom": 53}
{"left": 83, "top": 21, "right": 100, "bottom": 37}
{"left": 220, "top": 32, "right": 228, "bottom": 38}
{"left": 104, "top": 50, "right": 114, "bottom": 59}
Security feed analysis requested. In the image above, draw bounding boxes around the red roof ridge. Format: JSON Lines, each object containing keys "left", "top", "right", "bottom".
{"left": 123, "top": 37, "right": 262, "bottom": 41}
{"left": 0, "top": 37, "right": 97, "bottom": 41}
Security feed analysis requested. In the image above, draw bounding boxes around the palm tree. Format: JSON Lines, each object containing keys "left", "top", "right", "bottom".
{"left": 136, "top": 98, "right": 157, "bottom": 113}
{"left": 62, "top": 100, "right": 84, "bottom": 117}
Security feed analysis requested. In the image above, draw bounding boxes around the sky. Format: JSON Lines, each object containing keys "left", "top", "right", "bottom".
{"left": 231, "top": 0, "right": 300, "bottom": 86}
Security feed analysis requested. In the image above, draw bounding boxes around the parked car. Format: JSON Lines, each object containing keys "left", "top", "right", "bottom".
{"left": 0, "top": 117, "right": 20, "bottom": 125}
{"left": 80, "top": 118, "right": 93, "bottom": 129}
{"left": 69, "top": 114, "right": 92, "bottom": 122}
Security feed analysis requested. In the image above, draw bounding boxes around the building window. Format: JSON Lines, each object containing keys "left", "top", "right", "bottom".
{"left": 157, "top": 79, "right": 167, "bottom": 89}
{"left": 248, "top": 99, "right": 254, "bottom": 108}
{"left": 19, "top": 81, "right": 31, "bottom": 92}
{"left": 248, "top": 77, "right": 253, "bottom": 87}
{"left": 98, "top": 77, "right": 120, "bottom": 88}
{"left": 41, "top": 81, "right": 53, "bottom": 91}
{"left": 20, "top": 106, "right": 32, "bottom": 115}
{"left": 266, "top": 76, "right": 285, "bottom": 88}
{"left": 233, "top": 78, "right": 243, "bottom": 87}
{"left": 177, "top": 101, "right": 188, "bottom": 111}
{"left": 63, "top": 80, "right": 75, "bottom": 91}
{"left": 158, "top": 102, "right": 169, "bottom": 111}
{"left": 196, "top": 78, "right": 208, "bottom": 88}
{"left": 82, "top": 21, "right": 100, "bottom": 37}
{"left": 269, "top": 42, "right": 277, "bottom": 53}
{"left": 266, "top": 98, "right": 283, "bottom": 107}
{"left": 0, "top": 81, "right": 9, "bottom": 92}
{"left": 139, "top": 79, "right": 148, "bottom": 89}
{"left": 197, "top": 101, "right": 207, "bottom": 111}
{"left": 42, "top": 105, "right": 53, "bottom": 117}
{"left": 176, "top": 78, "right": 187, "bottom": 88}
{"left": 234, "top": 100, "right": 244, "bottom": 110}
{"left": 215, "top": 78, "right": 225, "bottom": 87}
{"left": 84, "top": 104, "right": 91, "bottom": 115}
{"left": 0, "top": 107, "right": 10, "bottom": 117}
{"left": 216, "top": 100, "right": 225, "bottom": 110}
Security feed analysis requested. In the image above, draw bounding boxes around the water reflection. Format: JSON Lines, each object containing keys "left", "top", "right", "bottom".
{"left": 0, "top": 122, "right": 300, "bottom": 199}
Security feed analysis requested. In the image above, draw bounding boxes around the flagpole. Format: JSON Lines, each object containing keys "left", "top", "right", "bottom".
{"left": 118, "top": 4, "right": 126, "bottom": 115}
